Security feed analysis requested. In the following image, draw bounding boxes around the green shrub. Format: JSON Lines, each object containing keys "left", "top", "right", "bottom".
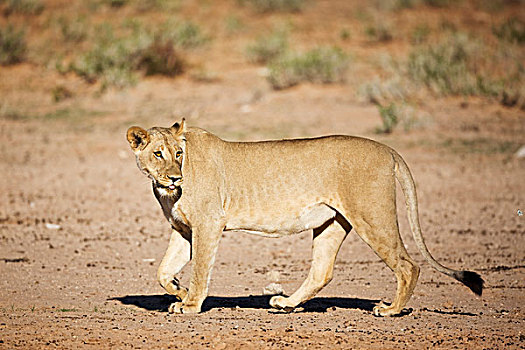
{"left": 375, "top": 102, "right": 423, "bottom": 133}
{"left": 407, "top": 32, "right": 524, "bottom": 108}
{"left": 158, "top": 20, "right": 209, "bottom": 49}
{"left": 237, "top": 0, "right": 307, "bottom": 13}
{"left": 69, "top": 25, "right": 146, "bottom": 88}
{"left": 2, "top": 0, "right": 44, "bottom": 15}
{"left": 69, "top": 23, "right": 186, "bottom": 89}
{"left": 493, "top": 17, "right": 525, "bottom": 44}
{"left": 246, "top": 29, "right": 288, "bottom": 64}
{"left": 0, "top": 24, "right": 27, "bottom": 65}
{"left": 407, "top": 33, "right": 484, "bottom": 95}
{"left": 376, "top": 103, "right": 398, "bottom": 134}
{"left": 360, "top": 77, "right": 410, "bottom": 105}
{"left": 57, "top": 16, "right": 88, "bottom": 43}
{"left": 268, "top": 46, "right": 349, "bottom": 89}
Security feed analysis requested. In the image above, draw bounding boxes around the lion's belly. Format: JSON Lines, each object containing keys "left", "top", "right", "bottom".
{"left": 224, "top": 202, "right": 336, "bottom": 237}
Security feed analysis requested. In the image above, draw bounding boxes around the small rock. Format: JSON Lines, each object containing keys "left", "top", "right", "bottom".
{"left": 267, "top": 270, "right": 280, "bottom": 282}
{"left": 142, "top": 258, "right": 156, "bottom": 263}
{"left": 263, "top": 282, "right": 284, "bottom": 296}
{"left": 45, "top": 223, "right": 61, "bottom": 230}
{"left": 515, "top": 145, "right": 525, "bottom": 158}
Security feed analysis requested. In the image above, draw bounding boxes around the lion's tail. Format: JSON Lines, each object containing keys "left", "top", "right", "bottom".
{"left": 392, "top": 151, "right": 484, "bottom": 296}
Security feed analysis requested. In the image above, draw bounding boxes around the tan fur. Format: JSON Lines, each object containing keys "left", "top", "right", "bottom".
{"left": 126, "top": 119, "right": 481, "bottom": 316}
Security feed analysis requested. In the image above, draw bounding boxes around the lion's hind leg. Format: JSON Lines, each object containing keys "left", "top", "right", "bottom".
{"left": 270, "top": 219, "right": 349, "bottom": 311}
{"left": 351, "top": 214, "right": 420, "bottom": 317}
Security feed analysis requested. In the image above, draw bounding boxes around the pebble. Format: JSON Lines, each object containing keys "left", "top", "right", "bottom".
{"left": 263, "top": 283, "right": 284, "bottom": 296}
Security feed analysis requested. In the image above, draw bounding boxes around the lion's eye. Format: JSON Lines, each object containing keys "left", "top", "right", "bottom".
{"left": 175, "top": 150, "right": 183, "bottom": 159}
{"left": 153, "top": 151, "right": 163, "bottom": 159}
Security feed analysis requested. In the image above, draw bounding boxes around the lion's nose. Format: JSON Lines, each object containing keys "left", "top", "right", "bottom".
{"left": 168, "top": 176, "right": 182, "bottom": 183}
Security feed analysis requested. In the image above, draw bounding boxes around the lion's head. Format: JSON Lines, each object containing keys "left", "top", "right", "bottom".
{"left": 126, "top": 119, "right": 186, "bottom": 196}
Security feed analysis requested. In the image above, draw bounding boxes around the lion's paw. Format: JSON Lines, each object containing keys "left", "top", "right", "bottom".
{"left": 168, "top": 301, "right": 183, "bottom": 314}
{"left": 373, "top": 302, "right": 399, "bottom": 317}
{"left": 269, "top": 296, "right": 295, "bottom": 313}
{"left": 168, "top": 301, "right": 201, "bottom": 314}
{"left": 163, "top": 280, "right": 188, "bottom": 301}
{"left": 168, "top": 286, "right": 188, "bottom": 301}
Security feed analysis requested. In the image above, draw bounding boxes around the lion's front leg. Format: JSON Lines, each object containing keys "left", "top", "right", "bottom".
{"left": 157, "top": 229, "right": 191, "bottom": 301}
{"left": 169, "top": 223, "right": 222, "bottom": 314}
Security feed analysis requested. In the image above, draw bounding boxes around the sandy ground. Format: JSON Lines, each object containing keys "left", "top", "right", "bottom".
{"left": 1, "top": 0, "right": 525, "bottom": 348}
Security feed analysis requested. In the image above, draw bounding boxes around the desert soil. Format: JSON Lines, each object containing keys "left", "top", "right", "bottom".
{"left": 1, "top": 0, "right": 525, "bottom": 349}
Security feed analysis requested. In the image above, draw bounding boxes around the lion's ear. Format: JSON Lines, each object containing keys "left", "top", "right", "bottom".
{"left": 171, "top": 118, "right": 186, "bottom": 136}
{"left": 126, "top": 126, "right": 149, "bottom": 151}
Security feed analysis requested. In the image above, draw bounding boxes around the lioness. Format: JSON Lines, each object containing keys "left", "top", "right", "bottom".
{"left": 126, "top": 119, "right": 483, "bottom": 316}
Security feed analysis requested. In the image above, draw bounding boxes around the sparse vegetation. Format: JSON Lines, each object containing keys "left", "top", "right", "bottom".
{"left": 134, "top": 0, "right": 181, "bottom": 11}
{"left": 375, "top": 102, "right": 424, "bottom": 133}
{"left": 138, "top": 39, "right": 185, "bottom": 76}
{"left": 69, "top": 26, "right": 144, "bottom": 88}
{"left": 407, "top": 33, "right": 485, "bottom": 95}
{"left": 58, "top": 308, "right": 78, "bottom": 312}
{"left": 0, "top": 24, "right": 27, "bottom": 65}
{"left": 476, "top": 0, "right": 504, "bottom": 12}
{"left": 411, "top": 24, "right": 430, "bottom": 44}
{"left": 394, "top": 0, "right": 417, "bottom": 8}
{"left": 422, "top": 0, "right": 452, "bottom": 7}
{"left": 52, "top": 85, "right": 73, "bottom": 102}
{"left": 246, "top": 29, "right": 288, "bottom": 64}
{"left": 365, "top": 21, "right": 393, "bottom": 42}
{"left": 340, "top": 28, "right": 351, "bottom": 41}
{"left": 237, "top": 0, "right": 307, "bottom": 13}
{"left": 268, "top": 46, "right": 349, "bottom": 89}
{"left": 2, "top": 0, "right": 44, "bottom": 15}
{"left": 493, "top": 17, "right": 525, "bottom": 44}
{"left": 360, "top": 77, "right": 411, "bottom": 106}
{"left": 67, "top": 20, "right": 204, "bottom": 89}
{"left": 57, "top": 15, "right": 89, "bottom": 43}
{"left": 407, "top": 32, "right": 525, "bottom": 108}
{"left": 372, "top": 0, "right": 417, "bottom": 11}
{"left": 159, "top": 20, "right": 209, "bottom": 49}
{"left": 42, "top": 108, "right": 104, "bottom": 120}
{"left": 376, "top": 103, "right": 398, "bottom": 134}
{"left": 441, "top": 138, "right": 520, "bottom": 154}
{"left": 0, "top": 102, "right": 26, "bottom": 120}
{"left": 102, "top": 0, "right": 128, "bottom": 8}
{"left": 225, "top": 15, "right": 244, "bottom": 35}
{"left": 373, "top": 0, "right": 453, "bottom": 11}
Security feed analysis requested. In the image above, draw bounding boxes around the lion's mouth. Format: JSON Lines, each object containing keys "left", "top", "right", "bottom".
{"left": 155, "top": 181, "right": 181, "bottom": 191}
{"left": 157, "top": 183, "right": 177, "bottom": 190}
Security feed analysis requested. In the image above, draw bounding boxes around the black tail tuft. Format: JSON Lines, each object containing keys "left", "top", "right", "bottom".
{"left": 453, "top": 270, "right": 484, "bottom": 296}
